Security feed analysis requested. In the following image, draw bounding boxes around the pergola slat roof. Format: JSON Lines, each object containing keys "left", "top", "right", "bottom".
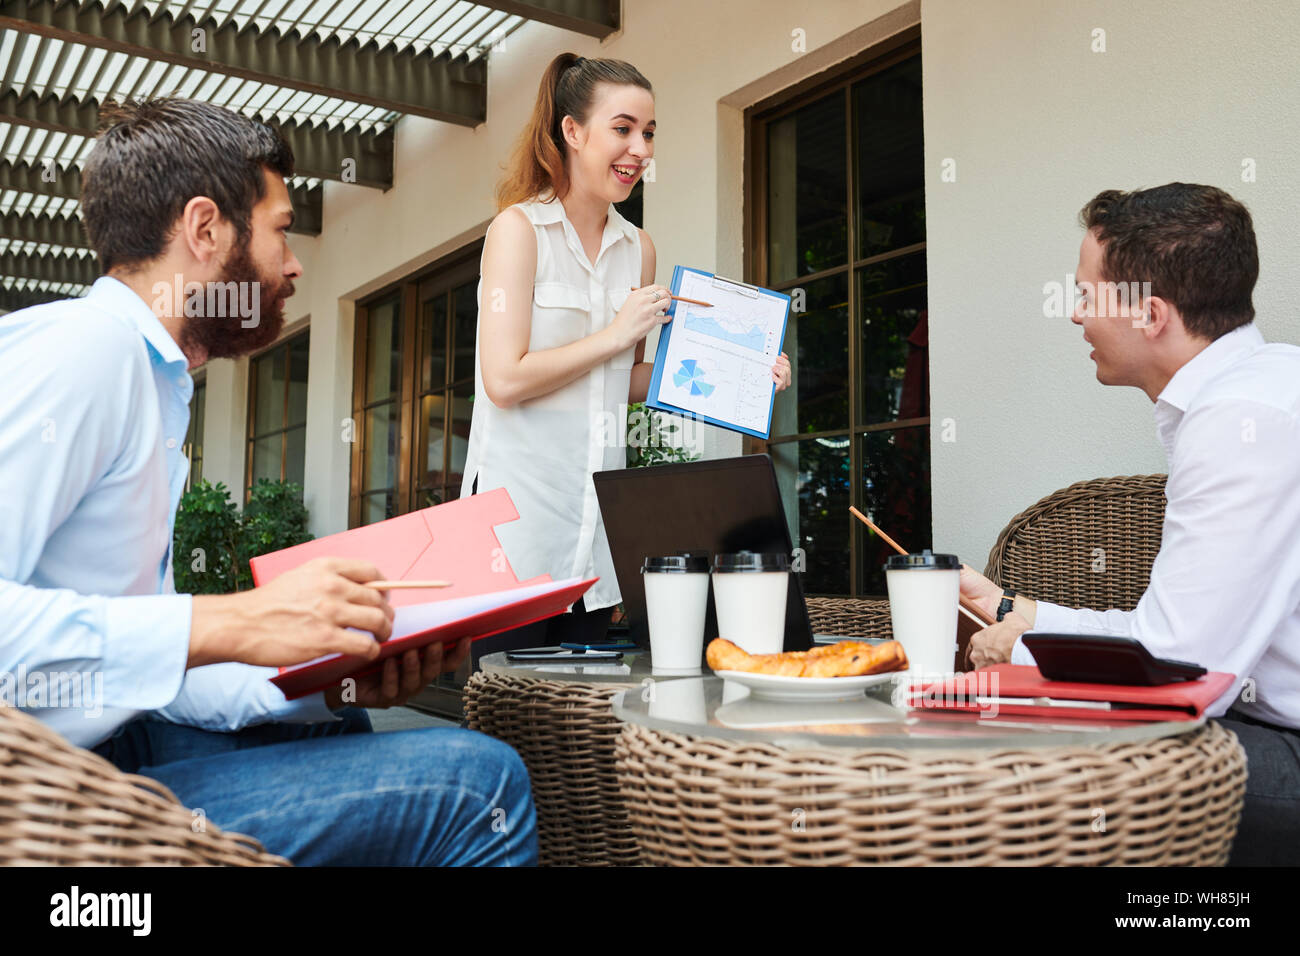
{"left": 0, "top": 0, "right": 615, "bottom": 309}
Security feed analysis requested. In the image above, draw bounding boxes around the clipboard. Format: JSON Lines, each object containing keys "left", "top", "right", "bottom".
{"left": 645, "top": 266, "right": 791, "bottom": 439}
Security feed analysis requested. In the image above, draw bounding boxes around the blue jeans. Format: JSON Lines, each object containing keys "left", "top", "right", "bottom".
{"left": 92, "top": 708, "right": 537, "bottom": 866}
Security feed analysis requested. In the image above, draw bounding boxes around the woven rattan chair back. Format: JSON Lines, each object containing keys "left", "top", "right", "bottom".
{"left": 0, "top": 704, "right": 289, "bottom": 866}
{"left": 984, "top": 474, "right": 1168, "bottom": 611}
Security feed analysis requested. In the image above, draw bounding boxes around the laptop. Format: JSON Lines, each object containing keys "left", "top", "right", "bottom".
{"left": 593, "top": 453, "right": 853, "bottom": 652}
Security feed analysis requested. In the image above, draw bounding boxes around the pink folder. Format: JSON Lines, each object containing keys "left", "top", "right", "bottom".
{"left": 249, "top": 488, "right": 597, "bottom": 699}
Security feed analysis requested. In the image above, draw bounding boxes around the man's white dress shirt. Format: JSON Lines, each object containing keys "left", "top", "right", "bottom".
{"left": 1013, "top": 323, "right": 1300, "bottom": 727}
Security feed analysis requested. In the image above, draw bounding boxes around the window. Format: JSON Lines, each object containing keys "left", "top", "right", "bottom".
{"left": 246, "top": 329, "right": 310, "bottom": 497}
{"left": 184, "top": 375, "right": 206, "bottom": 491}
{"left": 747, "top": 35, "right": 929, "bottom": 597}
{"left": 352, "top": 243, "right": 482, "bottom": 527}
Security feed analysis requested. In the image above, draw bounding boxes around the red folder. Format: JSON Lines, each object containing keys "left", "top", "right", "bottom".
{"left": 248, "top": 488, "right": 597, "bottom": 700}
{"left": 908, "top": 664, "right": 1235, "bottom": 722}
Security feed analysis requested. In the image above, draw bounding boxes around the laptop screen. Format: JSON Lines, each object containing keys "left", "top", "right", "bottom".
{"left": 593, "top": 454, "right": 813, "bottom": 652}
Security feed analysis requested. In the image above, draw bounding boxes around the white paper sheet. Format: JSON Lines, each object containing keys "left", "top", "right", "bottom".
{"left": 654, "top": 272, "right": 787, "bottom": 434}
{"left": 279, "top": 576, "right": 587, "bottom": 672}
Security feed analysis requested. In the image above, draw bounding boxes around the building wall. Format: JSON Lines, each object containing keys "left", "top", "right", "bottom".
{"left": 923, "top": 0, "right": 1300, "bottom": 572}
{"left": 201, "top": 0, "right": 918, "bottom": 538}
{"left": 201, "top": 0, "right": 1300, "bottom": 584}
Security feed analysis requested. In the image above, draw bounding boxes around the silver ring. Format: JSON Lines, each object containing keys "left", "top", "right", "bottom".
{"left": 651, "top": 290, "right": 663, "bottom": 301}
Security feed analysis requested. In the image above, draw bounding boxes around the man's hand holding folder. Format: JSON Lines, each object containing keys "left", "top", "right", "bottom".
{"left": 191, "top": 555, "right": 468, "bottom": 712}
{"left": 190, "top": 556, "right": 393, "bottom": 667}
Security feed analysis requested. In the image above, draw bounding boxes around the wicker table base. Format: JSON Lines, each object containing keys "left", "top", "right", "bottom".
{"left": 464, "top": 671, "right": 640, "bottom": 866}
{"left": 615, "top": 721, "right": 1246, "bottom": 866}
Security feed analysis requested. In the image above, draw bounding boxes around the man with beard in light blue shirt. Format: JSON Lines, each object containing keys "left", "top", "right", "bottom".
{"left": 0, "top": 98, "right": 536, "bottom": 866}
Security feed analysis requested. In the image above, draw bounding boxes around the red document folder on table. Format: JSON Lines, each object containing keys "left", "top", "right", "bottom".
{"left": 909, "top": 664, "right": 1235, "bottom": 722}
{"left": 249, "top": 488, "right": 597, "bottom": 700}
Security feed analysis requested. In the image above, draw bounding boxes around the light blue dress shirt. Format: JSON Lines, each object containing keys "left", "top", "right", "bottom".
{"left": 0, "top": 276, "right": 336, "bottom": 749}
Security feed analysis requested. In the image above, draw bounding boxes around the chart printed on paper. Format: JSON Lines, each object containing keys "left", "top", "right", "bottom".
{"left": 656, "top": 271, "right": 787, "bottom": 433}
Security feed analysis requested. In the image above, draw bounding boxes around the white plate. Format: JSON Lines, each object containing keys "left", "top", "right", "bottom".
{"left": 713, "top": 669, "right": 900, "bottom": 701}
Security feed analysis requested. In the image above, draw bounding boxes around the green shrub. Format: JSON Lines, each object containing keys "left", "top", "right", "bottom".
{"left": 173, "top": 479, "right": 313, "bottom": 595}
{"left": 625, "top": 402, "right": 701, "bottom": 469}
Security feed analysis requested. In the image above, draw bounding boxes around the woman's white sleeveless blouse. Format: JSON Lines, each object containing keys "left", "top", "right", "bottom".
{"left": 459, "top": 195, "right": 641, "bottom": 611}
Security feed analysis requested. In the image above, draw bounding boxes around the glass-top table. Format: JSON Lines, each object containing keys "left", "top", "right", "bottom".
{"left": 479, "top": 649, "right": 701, "bottom": 685}
{"left": 612, "top": 675, "right": 1205, "bottom": 750}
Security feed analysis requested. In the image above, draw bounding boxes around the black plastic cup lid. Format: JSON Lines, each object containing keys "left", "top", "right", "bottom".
{"left": 883, "top": 549, "right": 961, "bottom": 571}
{"left": 642, "top": 553, "right": 710, "bottom": 573}
{"left": 712, "top": 551, "right": 791, "bottom": 573}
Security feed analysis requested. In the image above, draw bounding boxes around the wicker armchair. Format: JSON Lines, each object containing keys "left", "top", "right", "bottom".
{"left": 984, "top": 474, "right": 1168, "bottom": 611}
{"left": 0, "top": 704, "right": 289, "bottom": 866}
{"left": 805, "top": 596, "right": 893, "bottom": 640}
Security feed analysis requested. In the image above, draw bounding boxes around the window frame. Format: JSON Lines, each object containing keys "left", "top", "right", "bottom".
{"left": 743, "top": 28, "right": 928, "bottom": 597}
{"left": 244, "top": 326, "right": 311, "bottom": 501}
{"left": 350, "top": 240, "right": 484, "bottom": 529}
{"left": 183, "top": 369, "right": 206, "bottom": 493}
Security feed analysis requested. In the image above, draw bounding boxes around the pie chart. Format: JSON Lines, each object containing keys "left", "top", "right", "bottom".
{"left": 673, "top": 359, "right": 716, "bottom": 397}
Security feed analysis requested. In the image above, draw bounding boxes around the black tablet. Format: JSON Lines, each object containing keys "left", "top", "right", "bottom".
{"left": 1021, "top": 633, "right": 1207, "bottom": 685}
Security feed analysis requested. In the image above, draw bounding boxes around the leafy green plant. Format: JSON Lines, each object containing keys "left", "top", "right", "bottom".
{"left": 236, "top": 479, "right": 313, "bottom": 590}
{"left": 625, "top": 402, "right": 701, "bottom": 469}
{"left": 173, "top": 478, "right": 313, "bottom": 595}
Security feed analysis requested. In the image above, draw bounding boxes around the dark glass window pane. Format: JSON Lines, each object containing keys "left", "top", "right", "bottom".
{"left": 362, "top": 491, "right": 394, "bottom": 526}
{"left": 187, "top": 381, "right": 206, "bottom": 490}
{"left": 615, "top": 179, "right": 643, "bottom": 229}
{"left": 366, "top": 296, "right": 402, "bottom": 403}
{"left": 363, "top": 402, "right": 398, "bottom": 493}
{"left": 771, "top": 437, "right": 850, "bottom": 595}
{"left": 766, "top": 92, "right": 847, "bottom": 285}
{"left": 853, "top": 55, "right": 925, "bottom": 259}
{"left": 251, "top": 433, "right": 282, "bottom": 484}
{"left": 418, "top": 392, "right": 446, "bottom": 492}
{"left": 770, "top": 273, "right": 849, "bottom": 438}
{"left": 287, "top": 333, "right": 310, "bottom": 427}
{"left": 284, "top": 425, "right": 306, "bottom": 489}
{"left": 858, "top": 426, "right": 931, "bottom": 595}
{"left": 448, "top": 382, "right": 474, "bottom": 493}
{"left": 188, "top": 380, "right": 205, "bottom": 489}
{"left": 452, "top": 281, "right": 477, "bottom": 386}
{"left": 421, "top": 295, "right": 447, "bottom": 392}
{"left": 858, "top": 252, "right": 927, "bottom": 425}
{"left": 188, "top": 381, "right": 205, "bottom": 446}
{"left": 253, "top": 347, "right": 284, "bottom": 435}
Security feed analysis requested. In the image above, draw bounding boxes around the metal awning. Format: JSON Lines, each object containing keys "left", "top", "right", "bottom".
{"left": 0, "top": 0, "right": 620, "bottom": 306}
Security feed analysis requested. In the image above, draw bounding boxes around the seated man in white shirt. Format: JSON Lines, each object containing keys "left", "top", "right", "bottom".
{"left": 960, "top": 182, "right": 1300, "bottom": 866}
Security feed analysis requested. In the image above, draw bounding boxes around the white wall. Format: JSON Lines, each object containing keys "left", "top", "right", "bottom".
{"left": 202, "top": 0, "right": 917, "bottom": 537}
{"left": 198, "top": 0, "right": 1300, "bottom": 578}
{"left": 923, "top": 0, "right": 1300, "bottom": 570}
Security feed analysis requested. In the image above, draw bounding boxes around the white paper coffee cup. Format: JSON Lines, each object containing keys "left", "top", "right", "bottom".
{"left": 642, "top": 553, "right": 710, "bottom": 669}
{"left": 711, "top": 551, "right": 790, "bottom": 656}
{"left": 884, "top": 549, "right": 961, "bottom": 678}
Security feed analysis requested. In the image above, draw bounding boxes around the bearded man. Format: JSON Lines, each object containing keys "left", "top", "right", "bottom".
{"left": 0, "top": 99, "right": 537, "bottom": 866}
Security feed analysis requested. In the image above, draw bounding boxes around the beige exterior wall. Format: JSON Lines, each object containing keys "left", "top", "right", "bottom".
{"left": 199, "top": 0, "right": 1300, "bottom": 582}
{"left": 923, "top": 0, "right": 1300, "bottom": 570}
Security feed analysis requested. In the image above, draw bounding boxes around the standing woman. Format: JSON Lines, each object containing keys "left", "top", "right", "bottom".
{"left": 461, "top": 53, "right": 791, "bottom": 654}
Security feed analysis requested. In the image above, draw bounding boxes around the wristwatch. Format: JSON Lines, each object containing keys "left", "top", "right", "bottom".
{"left": 996, "top": 589, "right": 1016, "bottom": 622}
